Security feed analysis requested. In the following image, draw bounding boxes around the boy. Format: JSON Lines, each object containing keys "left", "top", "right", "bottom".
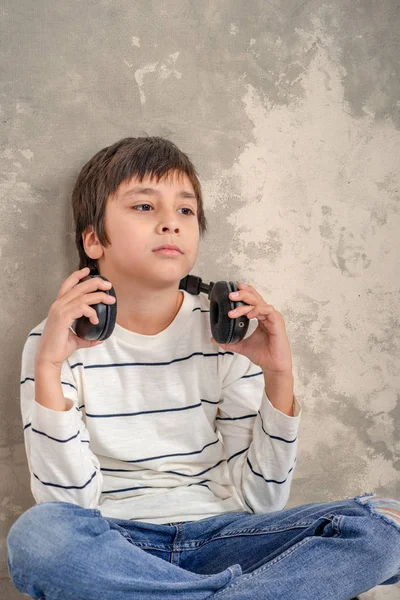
{"left": 7, "top": 136, "right": 400, "bottom": 599}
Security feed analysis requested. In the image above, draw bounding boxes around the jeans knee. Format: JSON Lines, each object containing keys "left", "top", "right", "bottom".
{"left": 7, "top": 501, "right": 103, "bottom": 596}
{"left": 7, "top": 502, "right": 81, "bottom": 579}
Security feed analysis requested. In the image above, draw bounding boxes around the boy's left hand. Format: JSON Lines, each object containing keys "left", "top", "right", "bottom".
{"left": 210, "top": 282, "right": 293, "bottom": 376}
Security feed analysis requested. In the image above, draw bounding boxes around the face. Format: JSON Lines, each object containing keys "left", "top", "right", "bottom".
{"left": 93, "top": 170, "right": 200, "bottom": 286}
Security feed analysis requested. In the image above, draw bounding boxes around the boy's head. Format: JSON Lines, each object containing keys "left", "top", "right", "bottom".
{"left": 71, "top": 136, "right": 207, "bottom": 287}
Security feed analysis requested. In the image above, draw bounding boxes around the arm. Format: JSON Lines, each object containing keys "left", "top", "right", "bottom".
{"left": 216, "top": 349, "right": 302, "bottom": 514}
{"left": 20, "top": 326, "right": 103, "bottom": 509}
{"left": 263, "top": 371, "right": 295, "bottom": 417}
{"left": 35, "top": 361, "right": 72, "bottom": 411}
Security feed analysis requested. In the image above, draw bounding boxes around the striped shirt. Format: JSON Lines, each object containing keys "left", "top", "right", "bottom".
{"left": 20, "top": 288, "right": 302, "bottom": 525}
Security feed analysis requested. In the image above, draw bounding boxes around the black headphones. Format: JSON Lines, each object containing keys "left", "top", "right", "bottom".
{"left": 71, "top": 268, "right": 250, "bottom": 345}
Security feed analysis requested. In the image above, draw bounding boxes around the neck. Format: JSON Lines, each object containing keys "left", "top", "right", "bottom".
{"left": 116, "top": 288, "right": 184, "bottom": 335}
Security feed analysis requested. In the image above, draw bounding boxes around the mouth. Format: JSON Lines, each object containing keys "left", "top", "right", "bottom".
{"left": 153, "top": 248, "right": 183, "bottom": 256}
{"left": 153, "top": 245, "right": 183, "bottom": 255}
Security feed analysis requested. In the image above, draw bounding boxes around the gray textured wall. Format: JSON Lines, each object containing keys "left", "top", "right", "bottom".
{"left": 1, "top": 1, "right": 399, "bottom": 598}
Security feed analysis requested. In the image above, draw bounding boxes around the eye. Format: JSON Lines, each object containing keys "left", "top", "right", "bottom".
{"left": 132, "top": 204, "right": 196, "bottom": 216}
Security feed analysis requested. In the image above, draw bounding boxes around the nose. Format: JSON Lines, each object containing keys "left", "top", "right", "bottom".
{"left": 162, "top": 226, "right": 179, "bottom": 232}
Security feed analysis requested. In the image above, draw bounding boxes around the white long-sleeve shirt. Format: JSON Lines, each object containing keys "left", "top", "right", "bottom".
{"left": 20, "top": 287, "right": 302, "bottom": 525}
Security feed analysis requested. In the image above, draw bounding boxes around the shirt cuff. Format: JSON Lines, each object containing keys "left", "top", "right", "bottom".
{"left": 261, "top": 390, "right": 302, "bottom": 430}
{"left": 32, "top": 397, "right": 78, "bottom": 439}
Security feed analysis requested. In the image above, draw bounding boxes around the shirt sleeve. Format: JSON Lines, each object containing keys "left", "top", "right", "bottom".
{"left": 215, "top": 323, "right": 302, "bottom": 514}
{"left": 20, "top": 327, "right": 103, "bottom": 509}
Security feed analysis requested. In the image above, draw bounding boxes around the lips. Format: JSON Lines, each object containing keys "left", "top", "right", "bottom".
{"left": 153, "top": 245, "right": 183, "bottom": 254}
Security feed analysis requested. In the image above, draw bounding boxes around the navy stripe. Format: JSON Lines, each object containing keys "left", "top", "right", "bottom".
{"left": 226, "top": 446, "right": 296, "bottom": 486}
{"left": 258, "top": 409, "right": 298, "bottom": 444}
{"left": 102, "top": 483, "right": 154, "bottom": 493}
{"left": 242, "top": 490, "right": 255, "bottom": 513}
{"left": 101, "top": 479, "right": 213, "bottom": 495}
{"left": 196, "top": 482, "right": 212, "bottom": 492}
{"left": 23, "top": 420, "right": 88, "bottom": 434}
{"left": 224, "top": 447, "right": 263, "bottom": 513}
{"left": 31, "top": 427, "right": 80, "bottom": 443}
{"left": 247, "top": 456, "right": 297, "bottom": 485}
{"left": 20, "top": 352, "right": 260, "bottom": 372}
{"left": 77, "top": 350, "right": 236, "bottom": 370}
{"left": 21, "top": 356, "right": 261, "bottom": 376}
{"left": 227, "top": 446, "right": 249, "bottom": 463}
{"left": 20, "top": 376, "right": 77, "bottom": 390}
{"left": 33, "top": 473, "right": 212, "bottom": 495}
{"left": 20, "top": 357, "right": 261, "bottom": 380}
{"left": 163, "top": 458, "right": 226, "bottom": 478}
{"left": 26, "top": 423, "right": 222, "bottom": 464}
{"left": 187, "top": 479, "right": 211, "bottom": 486}
{"left": 101, "top": 438, "right": 221, "bottom": 465}
{"left": 242, "top": 371, "right": 263, "bottom": 378}
{"left": 24, "top": 331, "right": 245, "bottom": 372}
{"left": 85, "top": 402, "right": 203, "bottom": 419}
{"left": 32, "top": 469, "right": 213, "bottom": 494}
{"left": 33, "top": 469, "right": 98, "bottom": 490}
{"left": 216, "top": 413, "right": 257, "bottom": 421}
{"left": 22, "top": 397, "right": 216, "bottom": 422}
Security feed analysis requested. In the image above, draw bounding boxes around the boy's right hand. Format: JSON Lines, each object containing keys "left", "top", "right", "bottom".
{"left": 35, "top": 267, "right": 116, "bottom": 370}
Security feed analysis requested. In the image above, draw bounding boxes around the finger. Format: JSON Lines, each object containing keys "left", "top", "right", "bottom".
{"left": 248, "top": 306, "right": 279, "bottom": 321}
{"left": 229, "top": 303, "right": 276, "bottom": 319}
{"left": 57, "top": 267, "right": 90, "bottom": 300}
{"left": 228, "top": 304, "right": 257, "bottom": 318}
{"left": 231, "top": 284, "right": 264, "bottom": 303}
{"left": 247, "top": 308, "right": 284, "bottom": 335}
{"left": 63, "top": 275, "right": 112, "bottom": 306}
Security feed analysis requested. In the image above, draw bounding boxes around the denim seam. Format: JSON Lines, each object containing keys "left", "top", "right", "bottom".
{"left": 171, "top": 523, "right": 184, "bottom": 565}
{"left": 190, "top": 522, "right": 315, "bottom": 541}
{"left": 107, "top": 521, "right": 173, "bottom": 552}
{"left": 125, "top": 523, "right": 317, "bottom": 551}
{"left": 127, "top": 526, "right": 316, "bottom": 552}
{"left": 129, "top": 541, "right": 173, "bottom": 551}
{"left": 186, "top": 526, "right": 314, "bottom": 549}
{"left": 175, "top": 523, "right": 185, "bottom": 554}
{"left": 210, "top": 536, "right": 314, "bottom": 598}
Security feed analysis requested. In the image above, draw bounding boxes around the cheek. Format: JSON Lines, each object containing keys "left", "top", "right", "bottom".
{"left": 109, "top": 216, "right": 144, "bottom": 242}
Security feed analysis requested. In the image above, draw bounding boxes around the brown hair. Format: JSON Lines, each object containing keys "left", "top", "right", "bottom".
{"left": 71, "top": 136, "right": 208, "bottom": 273}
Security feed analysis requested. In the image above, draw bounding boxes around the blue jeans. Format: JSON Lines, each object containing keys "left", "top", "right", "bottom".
{"left": 7, "top": 492, "right": 400, "bottom": 600}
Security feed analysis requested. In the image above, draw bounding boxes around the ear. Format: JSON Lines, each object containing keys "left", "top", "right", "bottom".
{"left": 82, "top": 226, "right": 102, "bottom": 260}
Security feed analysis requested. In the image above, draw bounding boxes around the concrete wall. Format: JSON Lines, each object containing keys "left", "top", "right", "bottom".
{"left": 1, "top": 1, "right": 399, "bottom": 597}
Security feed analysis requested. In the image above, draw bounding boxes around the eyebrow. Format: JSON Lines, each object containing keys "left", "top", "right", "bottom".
{"left": 121, "top": 186, "right": 197, "bottom": 201}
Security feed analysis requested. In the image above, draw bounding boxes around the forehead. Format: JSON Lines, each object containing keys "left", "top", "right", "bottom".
{"left": 116, "top": 170, "right": 195, "bottom": 197}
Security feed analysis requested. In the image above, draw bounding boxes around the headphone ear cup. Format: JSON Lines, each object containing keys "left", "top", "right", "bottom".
{"left": 209, "top": 281, "right": 249, "bottom": 345}
{"left": 97, "top": 284, "right": 117, "bottom": 340}
{"left": 71, "top": 275, "right": 117, "bottom": 341}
